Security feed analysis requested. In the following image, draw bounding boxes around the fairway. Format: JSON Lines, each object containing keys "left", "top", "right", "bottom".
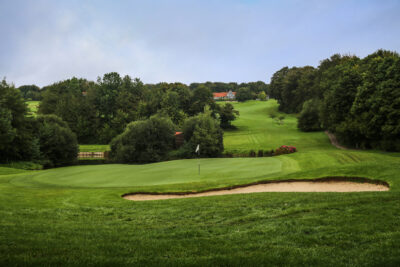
{"left": 1, "top": 100, "right": 400, "bottom": 266}
{"left": 223, "top": 100, "right": 332, "bottom": 152}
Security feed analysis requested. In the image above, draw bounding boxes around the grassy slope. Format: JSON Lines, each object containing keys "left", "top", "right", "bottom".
{"left": 1, "top": 100, "right": 400, "bottom": 266}
{"left": 79, "top": 144, "right": 110, "bottom": 152}
{"left": 26, "top": 100, "right": 39, "bottom": 117}
{"left": 223, "top": 100, "right": 332, "bottom": 152}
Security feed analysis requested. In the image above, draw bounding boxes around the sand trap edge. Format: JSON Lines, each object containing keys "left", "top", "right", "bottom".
{"left": 122, "top": 177, "right": 389, "bottom": 201}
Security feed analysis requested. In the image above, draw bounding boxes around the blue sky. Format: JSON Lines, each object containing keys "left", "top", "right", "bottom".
{"left": 1, "top": 0, "right": 400, "bottom": 87}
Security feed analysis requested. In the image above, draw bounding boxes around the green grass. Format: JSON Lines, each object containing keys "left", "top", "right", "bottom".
{"left": 26, "top": 100, "right": 40, "bottom": 117}
{"left": 223, "top": 100, "right": 332, "bottom": 153}
{"left": 79, "top": 144, "right": 110, "bottom": 152}
{"left": 1, "top": 100, "right": 400, "bottom": 265}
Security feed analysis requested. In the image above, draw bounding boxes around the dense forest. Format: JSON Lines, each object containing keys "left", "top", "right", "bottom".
{"left": 270, "top": 49, "right": 400, "bottom": 151}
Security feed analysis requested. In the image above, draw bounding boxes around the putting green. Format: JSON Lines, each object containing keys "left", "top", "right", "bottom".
{"left": 11, "top": 157, "right": 294, "bottom": 188}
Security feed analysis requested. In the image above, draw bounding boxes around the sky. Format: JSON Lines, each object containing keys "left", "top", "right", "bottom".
{"left": 1, "top": 0, "right": 400, "bottom": 87}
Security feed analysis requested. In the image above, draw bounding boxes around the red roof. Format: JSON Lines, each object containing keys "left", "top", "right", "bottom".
{"left": 175, "top": 132, "right": 183, "bottom": 136}
{"left": 213, "top": 92, "right": 236, "bottom": 98}
{"left": 213, "top": 92, "right": 227, "bottom": 97}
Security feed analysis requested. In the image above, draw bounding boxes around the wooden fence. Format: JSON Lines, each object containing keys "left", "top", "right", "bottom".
{"left": 78, "top": 151, "right": 109, "bottom": 159}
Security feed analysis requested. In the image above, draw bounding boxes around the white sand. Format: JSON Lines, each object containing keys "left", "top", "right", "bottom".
{"left": 123, "top": 180, "right": 389, "bottom": 201}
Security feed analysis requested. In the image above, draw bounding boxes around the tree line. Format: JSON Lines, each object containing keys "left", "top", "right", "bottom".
{"left": 1, "top": 74, "right": 241, "bottom": 165}
{"left": 38, "top": 73, "right": 240, "bottom": 144}
{"left": 1, "top": 80, "right": 78, "bottom": 167}
{"left": 269, "top": 49, "right": 400, "bottom": 151}
{"left": 17, "top": 80, "right": 269, "bottom": 104}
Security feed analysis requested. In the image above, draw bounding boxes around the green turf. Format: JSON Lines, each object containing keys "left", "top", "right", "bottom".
{"left": 26, "top": 100, "right": 39, "bottom": 117}
{"left": 79, "top": 144, "right": 110, "bottom": 152}
{"left": 223, "top": 100, "right": 332, "bottom": 153}
{"left": 1, "top": 100, "right": 400, "bottom": 265}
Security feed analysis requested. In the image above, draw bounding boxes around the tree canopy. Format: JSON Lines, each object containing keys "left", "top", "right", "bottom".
{"left": 110, "top": 115, "right": 175, "bottom": 163}
{"left": 269, "top": 49, "right": 400, "bottom": 151}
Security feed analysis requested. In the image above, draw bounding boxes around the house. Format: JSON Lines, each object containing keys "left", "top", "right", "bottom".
{"left": 213, "top": 90, "right": 236, "bottom": 101}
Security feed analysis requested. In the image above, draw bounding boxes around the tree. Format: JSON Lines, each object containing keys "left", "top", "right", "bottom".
{"left": 236, "top": 87, "right": 253, "bottom": 102}
{"left": 96, "top": 72, "right": 122, "bottom": 125}
{"left": 348, "top": 50, "right": 400, "bottom": 150}
{"left": 0, "top": 79, "right": 38, "bottom": 162}
{"left": 0, "top": 107, "right": 16, "bottom": 153}
{"left": 218, "top": 103, "right": 239, "bottom": 129}
{"left": 35, "top": 115, "right": 79, "bottom": 167}
{"left": 320, "top": 56, "right": 362, "bottom": 132}
{"left": 18, "top": 85, "right": 41, "bottom": 100}
{"left": 258, "top": 91, "right": 267, "bottom": 101}
{"left": 297, "top": 99, "right": 322, "bottom": 131}
{"left": 39, "top": 77, "right": 99, "bottom": 143}
{"left": 183, "top": 109, "right": 224, "bottom": 157}
{"left": 110, "top": 115, "right": 175, "bottom": 163}
{"left": 189, "top": 85, "right": 214, "bottom": 115}
{"left": 160, "top": 90, "right": 187, "bottom": 126}
{"left": 271, "top": 66, "right": 317, "bottom": 113}
{"left": 269, "top": 66, "right": 289, "bottom": 101}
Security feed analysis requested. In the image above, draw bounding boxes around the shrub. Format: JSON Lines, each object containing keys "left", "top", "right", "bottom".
{"left": 36, "top": 115, "right": 79, "bottom": 167}
{"left": 249, "top": 150, "right": 256, "bottom": 157}
{"left": 258, "top": 91, "right": 267, "bottom": 101}
{"left": 224, "top": 151, "right": 234, "bottom": 158}
{"left": 263, "top": 150, "right": 272, "bottom": 156}
{"left": 274, "top": 145, "right": 297, "bottom": 155}
{"left": 182, "top": 109, "right": 224, "bottom": 157}
{"left": 218, "top": 103, "right": 239, "bottom": 129}
{"left": 257, "top": 150, "right": 264, "bottom": 157}
{"left": 298, "top": 98, "right": 322, "bottom": 131}
{"left": 110, "top": 115, "right": 175, "bottom": 163}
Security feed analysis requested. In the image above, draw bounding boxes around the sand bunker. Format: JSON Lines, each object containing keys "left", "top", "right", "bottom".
{"left": 123, "top": 179, "right": 389, "bottom": 201}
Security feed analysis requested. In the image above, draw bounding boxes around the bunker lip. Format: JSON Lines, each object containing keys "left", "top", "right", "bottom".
{"left": 122, "top": 177, "right": 390, "bottom": 201}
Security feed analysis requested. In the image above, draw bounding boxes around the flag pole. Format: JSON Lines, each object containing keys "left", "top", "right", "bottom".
{"left": 196, "top": 144, "right": 200, "bottom": 175}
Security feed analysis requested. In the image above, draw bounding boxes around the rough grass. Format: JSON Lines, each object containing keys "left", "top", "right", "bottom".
{"left": 1, "top": 100, "right": 400, "bottom": 266}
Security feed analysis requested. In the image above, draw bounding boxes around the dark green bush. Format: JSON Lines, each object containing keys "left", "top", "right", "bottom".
{"left": 249, "top": 150, "right": 256, "bottom": 157}
{"left": 182, "top": 109, "right": 224, "bottom": 157}
{"left": 110, "top": 115, "right": 175, "bottom": 163}
{"left": 36, "top": 115, "right": 79, "bottom": 167}
{"left": 298, "top": 99, "right": 322, "bottom": 131}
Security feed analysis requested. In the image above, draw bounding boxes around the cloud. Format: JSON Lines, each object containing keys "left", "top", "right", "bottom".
{"left": 1, "top": 0, "right": 400, "bottom": 87}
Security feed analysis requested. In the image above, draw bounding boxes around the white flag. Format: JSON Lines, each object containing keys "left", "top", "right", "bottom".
{"left": 195, "top": 144, "right": 200, "bottom": 153}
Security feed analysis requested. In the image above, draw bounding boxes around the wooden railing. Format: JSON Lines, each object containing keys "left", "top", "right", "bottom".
{"left": 78, "top": 152, "right": 109, "bottom": 159}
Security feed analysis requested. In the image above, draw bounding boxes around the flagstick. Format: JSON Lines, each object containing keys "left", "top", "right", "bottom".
{"left": 196, "top": 144, "right": 200, "bottom": 175}
{"left": 198, "top": 150, "right": 200, "bottom": 175}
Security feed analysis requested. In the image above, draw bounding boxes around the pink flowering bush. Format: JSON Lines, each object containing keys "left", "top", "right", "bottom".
{"left": 275, "top": 145, "right": 297, "bottom": 155}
